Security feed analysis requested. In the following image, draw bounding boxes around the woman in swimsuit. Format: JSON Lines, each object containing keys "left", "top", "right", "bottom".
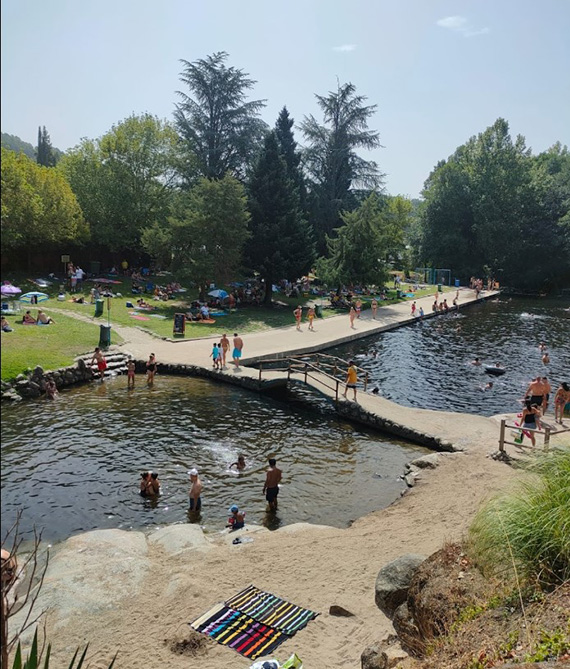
{"left": 146, "top": 353, "right": 157, "bottom": 386}
{"left": 554, "top": 382, "right": 570, "bottom": 424}
{"left": 520, "top": 399, "right": 541, "bottom": 446}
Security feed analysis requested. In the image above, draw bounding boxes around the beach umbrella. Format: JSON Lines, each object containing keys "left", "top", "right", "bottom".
{"left": 229, "top": 281, "right": 244, "bottom": 287}
{"left": 1, "top": 284, "right": 22, "bottom": 295}
{"left": 208, "top": 289, "right": 229, "bottom": 299}
{"left": 20, "top": 291, "right": 49, "bottom": 303}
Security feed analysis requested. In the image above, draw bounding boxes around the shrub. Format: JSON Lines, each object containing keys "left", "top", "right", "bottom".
{"left": 468, "top": 447, "right": 570, "bottom": 587}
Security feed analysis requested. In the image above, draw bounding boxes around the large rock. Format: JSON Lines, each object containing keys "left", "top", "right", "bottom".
{"left": 23, "top": 529, "right": 150, "bottom": 627}
{"left": 409, "top": 454, "right": 440, "bottom": 469}
{"left": 147, "top": 524, "right": 212, "bottom": 555}
{"left": 392, "top": 602, "right": 422, "bottom": 656}
{"left": 375, "top": 554, "right": 426, "bottom": 618}
{"left": 361, "top": 639, "right": 409, "bottom": 669}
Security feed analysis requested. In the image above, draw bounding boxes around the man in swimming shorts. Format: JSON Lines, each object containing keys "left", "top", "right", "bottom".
{"left": 232, "top": 333, "right": 243, "bottom": 369}
{"left": 542, "top": 377, "right": 551, "bottom": 412}
{"left": 188, "top": 468, "right": 202, "bottom": 512}
{"left": 525, "top": 376, "right": 545, "bottom": 413}
{"left": 343, "top": 360, "right": 358, "bottom": 401}
{"left": 91, "top": 347, "right": 107, "bottom": 381}
{"left": 263, "top": 458, "right": 282, "bottom": 512}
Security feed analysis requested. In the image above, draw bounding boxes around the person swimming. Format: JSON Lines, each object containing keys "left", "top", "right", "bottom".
{"left": 230, "top": 454, "right": 246, "bottom": 471}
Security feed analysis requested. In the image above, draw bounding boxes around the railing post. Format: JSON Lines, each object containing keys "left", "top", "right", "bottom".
{"left": 333, "top": 362, "right": 337, "bottom": 378}
{"left": 288, "top": 362, "right": 291, "bottom": 381}
{"left": 304, "top": 363, "right": 308, "bottom": 384}
{"left": 336, "top": 379, "right": 339, "bottom": 403}
{"left": 364, "top": 372, "right": 368, "bottom": 393}
{"left": 544, "top": 426, "right": 551, "bottom": 451}
{"left": 499, "top": 419, "right": 506, "bottom": 452}
{"left": 259, "top": 362, "right": 262, "bottom": 382}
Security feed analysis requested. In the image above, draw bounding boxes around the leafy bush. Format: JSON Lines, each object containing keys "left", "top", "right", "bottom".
{"left": 468, "top": 447, "right": 570, "bottom": 587}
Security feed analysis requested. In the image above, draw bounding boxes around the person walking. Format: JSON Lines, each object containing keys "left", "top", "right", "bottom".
{"left": 371, "top": 298, "right": 378, "bottom": 320}
{"left": 210, "top": 343, "right": 221, "bottom": 370}
{"left": 294, "top": 306, "right": 302, "bottom": 331}
{"left": 307, "top": 306, "right": 315, "bottom": 331}
{"left": 220, "top": 333, "right": 231, "bottom": 368}
{"left": 355, "top": 299, "right": 362, "bottom": 318}
{"left": 349, "top": 306, "right": 357, "bottom": 329}
{"left": 554, "top": 382, "right": 570, "bottom": 424}
{"left": 232, "top": 333, "right": 243, "bottom": 369}
{"left": 342, "top": 360, "right": 358, "bottom": 401}
{"left": 411, "top": 301, "right": 417, "bottom": 317}
{"left": 519, "top": 399, "right": 541, "bottom": 446}
{"left": 91, "top": 347, "right": 107, "bottom": 381}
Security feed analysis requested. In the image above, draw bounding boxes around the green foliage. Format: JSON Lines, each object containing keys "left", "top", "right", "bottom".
{"left": 419, "top": 119, "right": 570, "bottom": 290}
{"left": 1, "top": 148, "right": 87, "bottom": 251}
{"left": 246, "top": 131, "right": 314, "bottom": 303}
{"left": 60, "top": 114, "right": 179, "bottom": 252}
{"left": 174, "top": 51, "right": 267, "bottom": 182}
{"left": 468, "top": 447, "right": 570, "bottom": 587}
{"left": 318, "top": 193, "right": 405, "bottom": 287}
{"left": 2, "top": 132, "right": 36, "bottom": 160}
{"left": 142, "top": 174, "right": 250, "bottom": 293}
{"left": 11, "top": 629, "right": 117, "bottom": 668}
{"left": 524, "top": 627, "right": 569, "bottom": 662}
{"left": 300, "top": 82, "right": 383, "bottom": 253}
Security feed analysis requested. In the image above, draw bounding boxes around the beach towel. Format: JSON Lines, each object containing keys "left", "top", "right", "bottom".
{"left": 225, "top": 585, "right": 318, "bottom": 635}
{"left": 191, "top": 586, "right": 317, "bottom": 660}
{"left": 190, "top": 603, "right": 288, "bottom": 660}
{"left": 128, "top": 312, "right": 151, "bottom": 321}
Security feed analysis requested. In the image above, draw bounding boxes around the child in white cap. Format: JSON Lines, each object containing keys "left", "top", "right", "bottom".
{"left": 188, "top": 468, "right": 202, "bottom": 512}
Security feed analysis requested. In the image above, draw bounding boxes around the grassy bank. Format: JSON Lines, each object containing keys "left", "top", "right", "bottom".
{"left": 1, "top": 312, "right": 119, "bottom": 381}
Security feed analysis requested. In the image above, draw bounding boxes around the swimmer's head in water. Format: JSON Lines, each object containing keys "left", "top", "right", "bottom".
{"left": 268, "top": 458, "right": 276, "bottom": 467}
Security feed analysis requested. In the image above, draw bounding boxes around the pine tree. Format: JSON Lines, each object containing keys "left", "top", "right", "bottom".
{"left": 36, "top": 126, "right": 56, "bottom": 167}
{"left": 247, "top": 131, "right": 314, "bottom": 304}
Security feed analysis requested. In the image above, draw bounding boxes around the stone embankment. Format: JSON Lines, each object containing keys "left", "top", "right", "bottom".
{"left": 1, "top": 348, "right": 131, "bottom": 401}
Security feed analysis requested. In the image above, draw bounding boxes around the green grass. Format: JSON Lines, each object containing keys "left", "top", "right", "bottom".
{"left": 1, "top": 311, "right": 120, "bottom": 381}
{"left": 468, "top": 447, "right": 570, "bottom": 588}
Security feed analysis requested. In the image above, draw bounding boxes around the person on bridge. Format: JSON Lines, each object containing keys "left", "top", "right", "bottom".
{"left": 343, "top": 360, "right": 358, "bottom": 401}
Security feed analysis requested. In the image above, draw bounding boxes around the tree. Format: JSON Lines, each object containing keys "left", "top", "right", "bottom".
{"left": 1, "top": 132, "right": 35, "bottom": 159}
{"left": 60, "top": 114, "right": 180, "bottom": 252}
{"left": 300, "top": 81, "right": 383, "bottom": 253}
{"left": 1, "top": 148, "right": 87, "bottom": 264}
{"left": 36, "top": 126, "right": 57, "bottom": 167}
{"left": 275, "top": 106, "right": 308, "bottom": 214}
{"left": 419, "top": 119, "right": 569, "bottom": 290}
{"left": 174, "top": 52, "right": 267, "bottom": 182}
{"left": 246, "top": 131, "right": 314, "bottom": 304}
{"left": 316, "top": 193, "right": 398, "bottom": 287}
{"left": 141, "top": 175, "right": 250, "bottom": 297}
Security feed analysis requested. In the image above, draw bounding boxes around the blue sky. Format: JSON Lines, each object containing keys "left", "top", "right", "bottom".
{"left": 2, "top": 0, "right": 569, "bottom": 197}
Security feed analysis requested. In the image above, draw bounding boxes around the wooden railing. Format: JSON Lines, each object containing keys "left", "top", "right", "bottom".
{"left": 256, "top": 353, "right": 369, "bottom": 402}
{"left": 498, "top": 419, "right": 569, "bottom": 453}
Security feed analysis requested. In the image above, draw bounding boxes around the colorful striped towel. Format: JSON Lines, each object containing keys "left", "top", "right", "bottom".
{"left": 225, "top": 584, "right": 318, "bottom": 635}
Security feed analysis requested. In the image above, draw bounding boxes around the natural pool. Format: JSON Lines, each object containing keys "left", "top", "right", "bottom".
{"left": 1, "top": 377, "right": 426, "bottom": 543}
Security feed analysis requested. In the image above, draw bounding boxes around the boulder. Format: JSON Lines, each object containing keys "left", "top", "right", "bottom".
{"left": 409, "top": 454, "right": 440, "bottom": 469}
{"left": 361, "top": 640, "right": 409, "bottom": 669}
{"left": 361, "top": 643, "right": 384, "bottom": 669}
{"left": 147, "top": 524, "right": 212, "bottom": 555}
{"left": 392, "top": 602, "right": 422, "bottom": 656}
{"left": 375, "top": 554, "right": 426, "bottom": 618}
{"left": 329, "top": 604, "right": 355, "bottom": 617}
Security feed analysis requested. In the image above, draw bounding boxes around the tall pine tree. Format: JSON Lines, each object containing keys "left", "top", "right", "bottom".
{"left": 247, "top": 131, "right": 314, "bottom": 304}
{"left": 36, "top": 126, "right": 56, "bottom": 167}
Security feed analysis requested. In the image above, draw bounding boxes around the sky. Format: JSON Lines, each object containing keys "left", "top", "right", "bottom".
{"left": 2, "top": 0, "right": 569, "bottom": 197}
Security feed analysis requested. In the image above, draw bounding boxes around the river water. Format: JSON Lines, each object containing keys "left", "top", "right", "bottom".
{"left": 2, "top": 297, "right": 568, "bottom": 544}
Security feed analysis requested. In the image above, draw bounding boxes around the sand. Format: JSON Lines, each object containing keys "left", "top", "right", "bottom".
{"left": 37, "top": 433, "right": 529, "bottom": 669}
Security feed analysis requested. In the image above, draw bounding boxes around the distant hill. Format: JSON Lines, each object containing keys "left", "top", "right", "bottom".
{"left": 1, "top": 132, "right": 64, "bottom": 162}
{"left": 2, "top": 132, "right": 36, "bottom": 159}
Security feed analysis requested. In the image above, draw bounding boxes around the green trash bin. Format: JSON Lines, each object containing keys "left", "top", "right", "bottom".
{"left": 396, "top": 289, "right": 402, "bottom": 299}
{"left": 438, "top": 284, "right": 443, "bottom": 292}
{"left": 99, "top": 324, "right": 111, "bottom": 349}
{"left": 315, "top": 304, "right": 323, "bottom": 318}
{"left": 94, "top": 299, "right": 104, "bottom": 317}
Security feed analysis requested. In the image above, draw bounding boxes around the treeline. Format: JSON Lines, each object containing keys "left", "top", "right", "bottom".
{"left": 1, "top": 53, "right": 569, "bottom": 293}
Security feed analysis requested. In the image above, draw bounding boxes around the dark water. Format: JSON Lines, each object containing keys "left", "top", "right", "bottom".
{"left": 327, "top": 297, "right": 570, "bottom": 416}
{"left": 0, "top": 378, "right": 426, "bottom": 543}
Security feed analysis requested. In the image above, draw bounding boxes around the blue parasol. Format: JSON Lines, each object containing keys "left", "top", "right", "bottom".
{"left": 20, "top": 291, "right": 49, "bottom": 303}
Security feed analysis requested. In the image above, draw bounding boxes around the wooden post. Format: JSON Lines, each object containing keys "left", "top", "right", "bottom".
{"left": 364, "top": 372, "right": 368, "bottom": 392}
{"left": 304, "top": 363, "right": 308, "bottom": 384}
{"left": 258, "top": 362, "right": 263, "bottom": 382}
{"left": 287, "top": 362, "right": 291, "bottom": 381}
{"left": 335, "top": 379, "right": 339, "bottom": 403}
{"left": 499, "top": 419, "right": 506, "bottom": 452}
{"left": 544, "top": 426, "right": 551, "bottom": 451}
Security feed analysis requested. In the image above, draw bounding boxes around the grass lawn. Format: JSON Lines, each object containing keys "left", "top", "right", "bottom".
{"left": 1, "top": 311, "right": 122, "bottom": 381}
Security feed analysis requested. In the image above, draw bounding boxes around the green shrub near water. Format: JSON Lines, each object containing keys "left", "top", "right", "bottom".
{"left": 469, "top": 448, "right": 570, "bottom": 587}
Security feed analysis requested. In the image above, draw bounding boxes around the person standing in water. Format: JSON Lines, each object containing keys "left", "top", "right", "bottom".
{"left": 188, "top": 468, "right": 203, "bottom": 512}
{"left": 127, "top": 358, "right": 136, "bottom": 389}
{"left": 263, "top": 458, "right": 282, "bottom": 512}
{"left": 146, "top": 353, "right": 157, "bottom": 385}
{"left": 91, "top": 347, "right": 107, "bottom": 381}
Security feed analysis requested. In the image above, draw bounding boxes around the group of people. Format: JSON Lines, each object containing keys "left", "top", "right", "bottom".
{"left": 22, "top": 309, "right": 55, "bottom": 325}
{"left": 145, "top": 456, "right": 282, "bottom": 531}
{"left": 209, "top": 333, "right": 243, "bottom": 369}
{"left": 67, "top": 262, "right": 86, "bottom": 293}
